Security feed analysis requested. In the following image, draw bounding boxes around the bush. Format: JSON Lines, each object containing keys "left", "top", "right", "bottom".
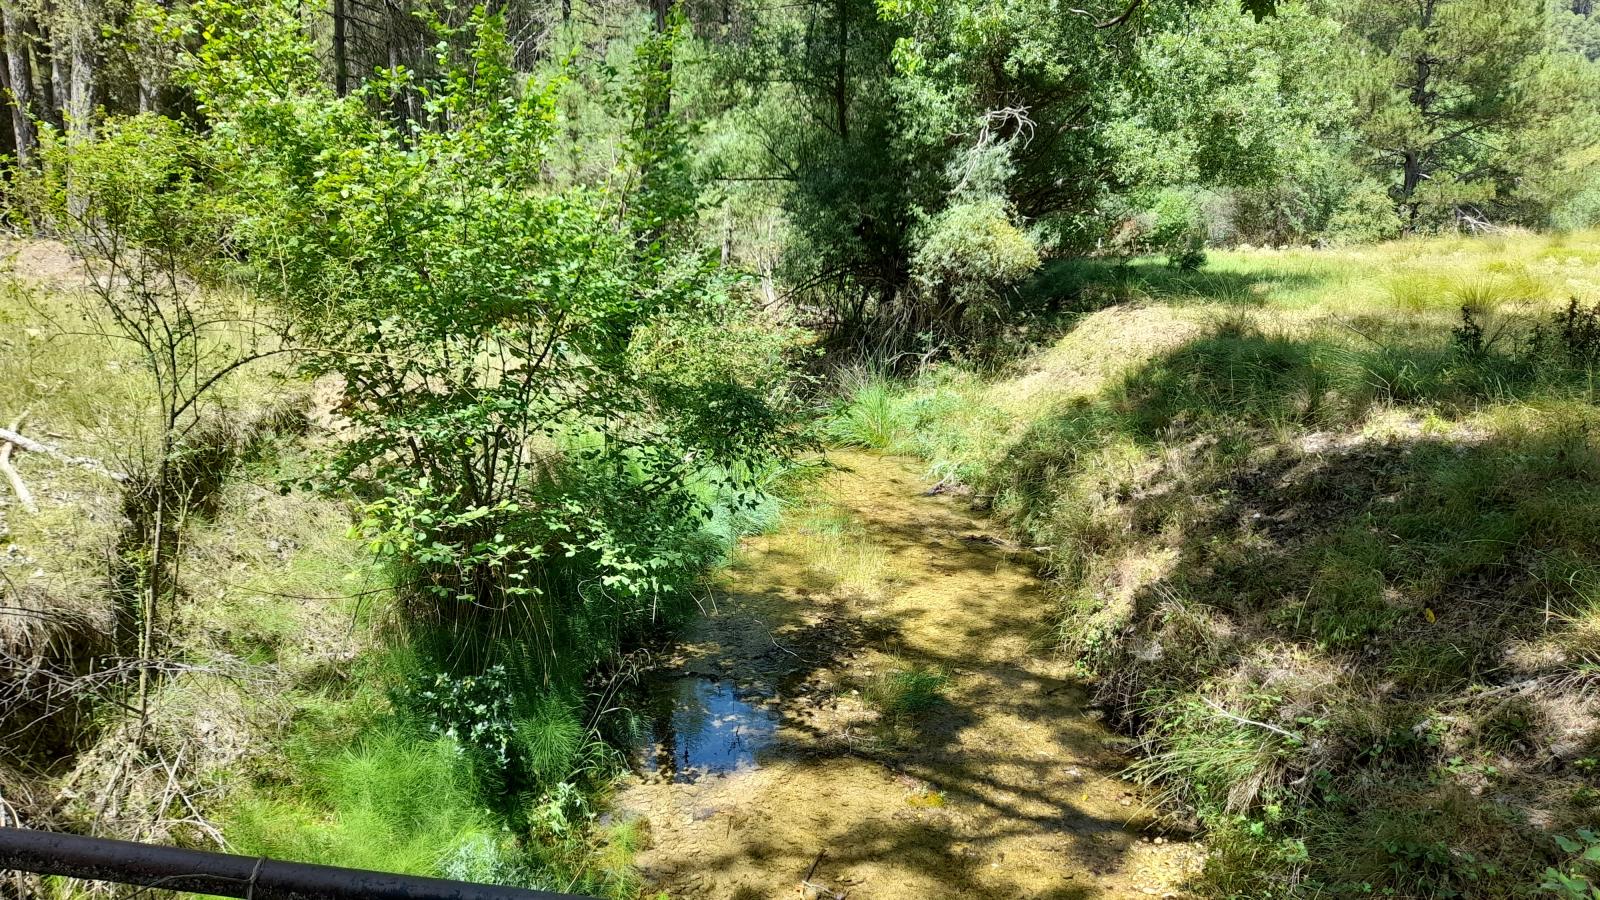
{"left": 1147, "top": 188, "right": 1211, "bottom": 270}
{"left": 911, "top": 197, "right": 1042, "bottom": 331}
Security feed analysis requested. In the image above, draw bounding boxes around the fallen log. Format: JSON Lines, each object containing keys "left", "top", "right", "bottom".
{"left": 0, "top": 415, "right": 36, "bottom": 513}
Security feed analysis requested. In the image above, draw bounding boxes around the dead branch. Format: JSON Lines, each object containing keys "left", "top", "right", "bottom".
{"left": 1202, "top": 698, "right": 1302, "bottom": 742}
{"left": 0, "top": 427, "right": 127, "bottom": 482}
{"left": 1096, "top": 0, "right": 1144, "bottom": 28}
{"left": 0, "top": 418, "right": 36, "bottom": 513}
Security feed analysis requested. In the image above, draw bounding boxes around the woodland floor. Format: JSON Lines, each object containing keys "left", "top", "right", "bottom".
{"left": 614, "top": 452, "right": 1198, "bottom": 899}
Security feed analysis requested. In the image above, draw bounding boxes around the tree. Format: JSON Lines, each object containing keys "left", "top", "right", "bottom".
{"left": 1, "top": 0, "right": 39, "bottom": 166}
{"left": 1337, "top": 0, "right": 1549, "bottom": 230}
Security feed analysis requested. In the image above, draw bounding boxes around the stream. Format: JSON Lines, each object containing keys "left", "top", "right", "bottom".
{"left": 617, "top": 452, "right": 1197, "bottom": 899}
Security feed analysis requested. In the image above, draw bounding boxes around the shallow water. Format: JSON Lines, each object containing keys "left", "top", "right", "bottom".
{"left": 616, "top": 452, "right": 1199, "bottom": 898}
{"left": 636, "top": 676, "right": 779, "bottom": 782}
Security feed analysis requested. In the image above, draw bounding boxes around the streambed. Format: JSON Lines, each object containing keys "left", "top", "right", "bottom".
{"left": 616, "top": 453, "right": 1197, "bottom": 898}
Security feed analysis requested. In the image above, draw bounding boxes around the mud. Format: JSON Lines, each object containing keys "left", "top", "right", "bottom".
{"left": 616, "top": 453, "right": 1198, "bottom": 899}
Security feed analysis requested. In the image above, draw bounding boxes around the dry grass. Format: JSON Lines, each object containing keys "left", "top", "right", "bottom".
{"left": 772, "top": 495, "right": 903, "bottom": 602}
{"left": 0, "top": 239, "right": 379, "bottom": 869}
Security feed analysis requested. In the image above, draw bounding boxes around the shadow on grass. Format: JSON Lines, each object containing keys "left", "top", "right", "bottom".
{"left": 978, "top": 319, "right": 1600, "bottom": 896}
{"left": 1020, "top": 256, "right": 1331, "bottom": 315}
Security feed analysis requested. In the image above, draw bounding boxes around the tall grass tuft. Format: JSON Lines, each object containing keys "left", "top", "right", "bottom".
{"left": 825, "top": 369, "right": 909, "bottom": 449}
{"left": 225, "top": 730, "right": 493, "bottom": 878}
{"left": 864, "top": 662, "right": 948, "bottom": 719}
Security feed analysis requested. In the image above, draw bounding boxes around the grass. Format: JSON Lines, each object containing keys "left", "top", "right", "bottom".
{"left": 864, "top": 662, "right": 949, "bottom": 719}
{"left": 825, "top": 368, "right": 908, "bottom": 450}
{"left": 827, "top": 229, "right": 1600, "bottom": 897}
{"left": 859, "top": 660, "right": 949, "bottom": 749}
{"left": 775, "top": 495, "right": 903, "bottom": 600}
{"left": 0, "top": 240, "right": 664, "bottom": 898}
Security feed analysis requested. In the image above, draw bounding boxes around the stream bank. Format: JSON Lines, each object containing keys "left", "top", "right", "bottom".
{"left": 616, "top": 452, "right": 1197, "bottom": 899}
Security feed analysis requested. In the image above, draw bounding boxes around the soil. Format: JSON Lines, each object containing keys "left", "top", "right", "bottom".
{"left": 614, "top": 452, "right": 1200, "bottom": 899}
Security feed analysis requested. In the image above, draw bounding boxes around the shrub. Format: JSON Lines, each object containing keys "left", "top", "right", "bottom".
{"left": 911, "top": 197, "right": 1042, "bottom": 332}
{"left": 1146, "top": 188, "right": 1211, "bottom": 270}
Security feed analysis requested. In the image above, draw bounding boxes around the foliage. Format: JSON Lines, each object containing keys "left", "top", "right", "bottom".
{"left": 1336, "top": 0, "right": 1572, "bottom": 230}
{"left": 10, "top": 110, "right": 288, "bottom": 725}
{"left": 911, "top": 197, "right": 1041, "bottom": 329}
{"left": 177, "top": 1, "right": 802, "bottom": 692}
{"left": 1543, "top": 830, "right": 1600, "bottom": 899}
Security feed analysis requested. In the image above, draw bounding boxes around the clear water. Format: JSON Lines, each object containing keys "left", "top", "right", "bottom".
{"left": 638, "top": 676, "right": 779, "bottom": 782}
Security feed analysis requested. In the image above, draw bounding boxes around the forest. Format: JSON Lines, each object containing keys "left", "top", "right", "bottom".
{"left": 1, "top": 0, "right": 1600, "bottom": 897}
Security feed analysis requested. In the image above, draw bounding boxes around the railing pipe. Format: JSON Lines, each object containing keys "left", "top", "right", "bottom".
{"left": 0, "top": 827, "right": 587, "bottom": 899}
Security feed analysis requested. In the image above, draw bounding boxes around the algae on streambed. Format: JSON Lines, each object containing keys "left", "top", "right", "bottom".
{"left": 616, "top": 452, "right": 1198, "bottom": 899}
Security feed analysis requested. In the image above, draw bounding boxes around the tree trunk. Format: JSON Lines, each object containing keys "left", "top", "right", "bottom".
{"left": 1396, "top": 0, "right": 1436, "bottom": 234}
{"left": 0, "top": 0, "right": 38, "bottom": 167}
{"left": 0, "top": 45, "right": 17, "bottom": 160}
{"left": 1400, "top": 149, "right": 1423, "bottom": 232}
{"left": 65, "top": 0, "right": 94, "bottom": 221}
{"left": 834, "top": 0, "right": 847, "bottom": 140}
{"left": 51, "top": 37, "right": 68, "bottom": 118}
{"left": 66, "top": 0, "right": 92, "bottom": 139}
{"left": 652, "top": 0, "right": 671, "bottom": 119}
{"left": 333, "top": 0, "right": 348, "bottom": 97}
{"left": 35, "top": 15, "right": 60, "bottom": 131}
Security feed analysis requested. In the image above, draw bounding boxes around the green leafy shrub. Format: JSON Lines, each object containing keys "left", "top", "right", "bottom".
{"left": 1147, "top": 188, "right": 1211, "bottom": 271}
{"left": 1543, "top": 830, "right": 1600, "bottom": 899}
{"left": 911, "top": 197, "right": 1042, "bottom": 332}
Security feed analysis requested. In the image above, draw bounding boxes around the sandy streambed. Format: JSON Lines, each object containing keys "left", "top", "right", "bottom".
{"left": 614, "top": 453, "right": 1198, "bottom": 899}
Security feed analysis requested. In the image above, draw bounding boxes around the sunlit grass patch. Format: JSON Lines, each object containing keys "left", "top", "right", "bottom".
{"left": 779, "top": 497, "right": 901, "bottom": 600}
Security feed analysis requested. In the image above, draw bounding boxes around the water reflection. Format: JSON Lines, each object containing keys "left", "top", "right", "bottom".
{"left": 638, "top": 676, "right": 779, "bottom": 782}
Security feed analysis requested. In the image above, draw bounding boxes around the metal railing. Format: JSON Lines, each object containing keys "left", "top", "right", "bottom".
{"left": 0, "top": 827, "right": 588, "bottom": 899}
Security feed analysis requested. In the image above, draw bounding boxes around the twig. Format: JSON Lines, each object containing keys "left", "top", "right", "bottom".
{"left": 804, "top": 849, "right": 825, "bottom": 883}
{"left": 1439, "top": 676, "right": 1546, "bottom": 707}
{"left": 1202, "top": 698, "right": 1301, "bottom": 742}
{"left": 0, "top": 426, "right": 127, "bottom": 482}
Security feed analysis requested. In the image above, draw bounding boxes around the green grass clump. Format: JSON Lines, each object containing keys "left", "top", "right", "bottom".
{"left": 226, "top": 730, "right": 494, "bottom": 878}
{"left": 864, "top": 662, "right": 948, "bottom": 719}
{"left": 825, "top": 369, "right": 912, "bottom": 450}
